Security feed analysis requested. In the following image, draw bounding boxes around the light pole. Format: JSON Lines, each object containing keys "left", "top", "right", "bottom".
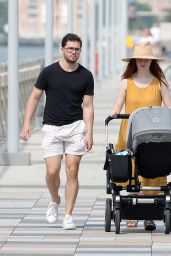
{"left": 121, "top": 0, "right": 128, "bottom": 60}
{"left": 89, "top": 0, "right": 96, "bottom": 78}
{"left": 97, "top": 0, "right": 103, "bottom": 83}
{"left": 110, "top": 0, "right": 115, "bottom": 73}
{"left": 67, "top": 0, "right": 73, "bottom": 33}
{"left": 7, "top": 0, "right": 19, "bottom": 153}
{"left": 81, "top": 0, "right": 88, "bottom": 68}
{"left": 45, "top": 0, "right": 54, "bottom": 67}
{"left": 104, "top": 0, "right": 110, "bottom": 77}
{"left": 1, "top": 0, "right": 30, "bottom": 165}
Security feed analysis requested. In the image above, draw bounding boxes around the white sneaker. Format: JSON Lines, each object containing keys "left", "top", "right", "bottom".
{"left": 46, "top": 201, "right": 58, "bottom": 224}
{"left": 62, "top": 215, "right": 76, "bottom": 230}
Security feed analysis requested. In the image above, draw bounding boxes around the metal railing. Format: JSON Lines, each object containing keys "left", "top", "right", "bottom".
{"left": 0, "top": 58, "right": 44, "bottom": 140}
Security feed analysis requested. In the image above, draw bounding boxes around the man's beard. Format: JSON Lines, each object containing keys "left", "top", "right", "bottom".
{"left": 64, "top": 55, "right": 79, "bottom": 64}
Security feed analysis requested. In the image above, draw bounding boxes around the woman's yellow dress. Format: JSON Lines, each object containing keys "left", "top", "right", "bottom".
{"left": 115, "top": 76, "right": 167, "bottom": 189}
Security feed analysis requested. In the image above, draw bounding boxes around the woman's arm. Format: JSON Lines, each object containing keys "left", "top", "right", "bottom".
{"left": 110, "top": 79, "right": 127, "bottom": 117}
{"left": 161, "top": 82, "right": 171, "bottom": 107}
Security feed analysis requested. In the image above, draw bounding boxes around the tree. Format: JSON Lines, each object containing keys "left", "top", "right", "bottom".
{"left": 0, "top": 0, "right": 8, "bottom": 34}
{"left": 128, "top": 1, "right": 158, "bottom": 31}
{"left": 135, "top": 2, "right": 151, "bottom": 12}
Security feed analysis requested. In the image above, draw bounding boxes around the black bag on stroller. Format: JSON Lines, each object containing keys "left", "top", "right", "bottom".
{"left": 105, "top": 151, "right": 132, "bottom": 182}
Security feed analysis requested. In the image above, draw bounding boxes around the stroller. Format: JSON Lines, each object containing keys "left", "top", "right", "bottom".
{"left": 104, "top": 106, "right": 171, "bottom": 234}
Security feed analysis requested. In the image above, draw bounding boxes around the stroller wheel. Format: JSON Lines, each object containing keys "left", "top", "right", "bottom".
{"left": 114, "top": 209, "right": 121, "bottom": 234}
{"left": 106, "top": 183, "right": 111, "bottom": 194}
{"left": 164, "top": 209, "right": 170, "bottom": 234}
{"left": 105, "top": 198, "right": 112, "bottom": 232}
{"left": 106, "top": 171, "right": 111, "bottom": 194}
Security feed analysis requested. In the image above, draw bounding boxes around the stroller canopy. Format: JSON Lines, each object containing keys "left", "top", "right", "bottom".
{"left": 126, "top": 107, "right": 171, "bottom": 153}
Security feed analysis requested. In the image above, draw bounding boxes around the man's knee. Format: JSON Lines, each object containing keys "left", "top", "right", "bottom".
{"left": 46, "top": 167, "right": 60, "bottom": 178}
{"left": 66, "top": 166, "right": 79, "bottom": 181}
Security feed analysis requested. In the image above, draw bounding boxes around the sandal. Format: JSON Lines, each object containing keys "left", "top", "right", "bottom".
{"left": 127, "top": 220, "right": 138, "bottom": 228}
{"left": 144, "top": 220, "right": 156, "bottom": 231}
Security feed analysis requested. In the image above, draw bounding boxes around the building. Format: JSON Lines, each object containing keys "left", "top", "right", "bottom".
{"left": 137, "top": 0, "right": 171, "bottom": 15}
{"left": 19, "top": 0, "right": 68, "bottom": 40}
{"left": 19, "top": 0, "right": 91, "bottom": 41}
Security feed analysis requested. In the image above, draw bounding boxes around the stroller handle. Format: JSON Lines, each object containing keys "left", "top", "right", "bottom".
{"left": 105, "top": 114, "right": 130, "bottom": 126}
{"left": 105, "top": 114, "right": 130, "bottom": 147}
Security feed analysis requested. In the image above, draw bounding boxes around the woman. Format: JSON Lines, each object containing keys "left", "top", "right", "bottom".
{"left": 110, "top": 42, "right": 171, "bottom": 230}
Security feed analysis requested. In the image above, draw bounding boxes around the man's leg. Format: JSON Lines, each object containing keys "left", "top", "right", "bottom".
{"left": 62, "top": 154, "right": 81, "bottom": 229}
{"left": 45, "top": 156, "right": 62, "bottom": 224}
{"left": 41, "top": 124, "right": 64, "bottom": 224}
{"left": 65, "top": 154, "right": 82, "bottom": 215}
{"left": 45, "top": 155, "right": 62, "bottom": 204}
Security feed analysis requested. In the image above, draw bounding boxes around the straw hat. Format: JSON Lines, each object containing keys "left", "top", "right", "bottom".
{"left": 122, "top": 42, "right": 165, "bottom": 62}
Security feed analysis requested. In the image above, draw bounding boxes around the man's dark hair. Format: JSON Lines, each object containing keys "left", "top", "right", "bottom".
{"left": 61, "top": 33, "right": 82, "bottom": 48}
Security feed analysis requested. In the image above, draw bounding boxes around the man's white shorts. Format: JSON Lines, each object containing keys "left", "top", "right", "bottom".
{"left": 41, "top": 120, "right": 86, "bottom": 158}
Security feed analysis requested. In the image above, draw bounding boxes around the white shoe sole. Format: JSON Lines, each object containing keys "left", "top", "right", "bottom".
{"left": 46, "top": 216, "right": 58, "bottom": 224}
{"left": 63, "top": 224, "right": 76, "bottom": 230}
{"left": 47, "top": 220, "right": 57, "bottom": 224}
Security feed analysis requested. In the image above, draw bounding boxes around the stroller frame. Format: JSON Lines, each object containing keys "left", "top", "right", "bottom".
{"left": 104, "top": 114, "right": 171, "bottom": 234}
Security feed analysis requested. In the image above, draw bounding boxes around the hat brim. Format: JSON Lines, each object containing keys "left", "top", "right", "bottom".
{"left": 122, "top": 56, "right": 165, "bottom": 62}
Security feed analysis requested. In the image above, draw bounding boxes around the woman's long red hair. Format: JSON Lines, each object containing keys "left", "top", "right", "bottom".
{"left": 122, "top": 59, "right": 168, "bottom": 87}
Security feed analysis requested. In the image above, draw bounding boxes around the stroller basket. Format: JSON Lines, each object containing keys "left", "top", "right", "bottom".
{"left": 108, "top": 153, "right": 132, "bottom": 182}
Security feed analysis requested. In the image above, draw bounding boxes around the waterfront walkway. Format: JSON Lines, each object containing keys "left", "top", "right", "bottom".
{"left": 0, "top": 74, "right": 171, "bottom": 256}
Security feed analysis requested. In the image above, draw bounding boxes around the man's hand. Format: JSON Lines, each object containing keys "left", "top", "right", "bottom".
{"left": 20, "top": 124, "right": 31, "bottom": 141}
{"left": 84, "top": 133, "right": 93, "bottom": 151}
{"left": 20, "top": 87, "right": 43, "bottom": 141}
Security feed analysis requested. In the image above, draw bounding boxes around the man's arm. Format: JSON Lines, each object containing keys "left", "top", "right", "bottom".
{"left": 20, "top": 87, "right": 44, "bottom": 141}
{"left": 83, "top": 95, "right": 94, "bottom": 151}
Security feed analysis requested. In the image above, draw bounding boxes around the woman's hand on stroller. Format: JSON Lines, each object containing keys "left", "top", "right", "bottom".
{"left": 109, "top": 112, "right": 119, "bottom": 118}
{"left": 109, "top": 108, "right": 120, "bottom": 118}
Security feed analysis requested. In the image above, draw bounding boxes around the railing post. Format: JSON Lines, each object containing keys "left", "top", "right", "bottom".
{"left": 7, "top": 0, "right": 19, "bottom": 153}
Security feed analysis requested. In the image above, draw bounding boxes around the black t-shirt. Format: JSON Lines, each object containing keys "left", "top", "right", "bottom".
{"left": 35, "top": 61, "right": 94, "bottom": 126}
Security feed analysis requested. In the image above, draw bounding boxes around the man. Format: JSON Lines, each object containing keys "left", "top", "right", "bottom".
{"left": 20, "top": 33, "right": 94, "bottom": 230}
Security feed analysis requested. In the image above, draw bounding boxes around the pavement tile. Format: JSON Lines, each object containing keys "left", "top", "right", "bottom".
{"left": 152, "top": 236, "right": 171, "bottom": 242}
{"left": 0, "top": 200, "right": 36, "bottom": 208}
{"left": 0, "top": 227, "right": 14, "bottom": 235}
{"left": 0, "top": 219, "right": 21, "bottom": 226}
{"left": 74, "top": 254, "right": 151, "bottom": 256}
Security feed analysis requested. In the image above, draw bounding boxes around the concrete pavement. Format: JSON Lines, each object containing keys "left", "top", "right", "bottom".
{"left": 0, "top": 74, "right": 171, "bottom": 255}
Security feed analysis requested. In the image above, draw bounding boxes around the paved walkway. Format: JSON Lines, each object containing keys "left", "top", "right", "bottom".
{"left": 0, "top": 74, "right": 171, "bottom": 255}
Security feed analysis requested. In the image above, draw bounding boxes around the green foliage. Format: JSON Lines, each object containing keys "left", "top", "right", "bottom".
{"left": 0, "top": 0, "right": 8, "bottom": 33}
{"left": 135, "top": 2, "right": 151, "bottom": 12}
{"left": 135, "top": 16, "right": 158, "bottom": 30}
{"left": 129, "top": 1, "right": 157, "bottom": 31}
